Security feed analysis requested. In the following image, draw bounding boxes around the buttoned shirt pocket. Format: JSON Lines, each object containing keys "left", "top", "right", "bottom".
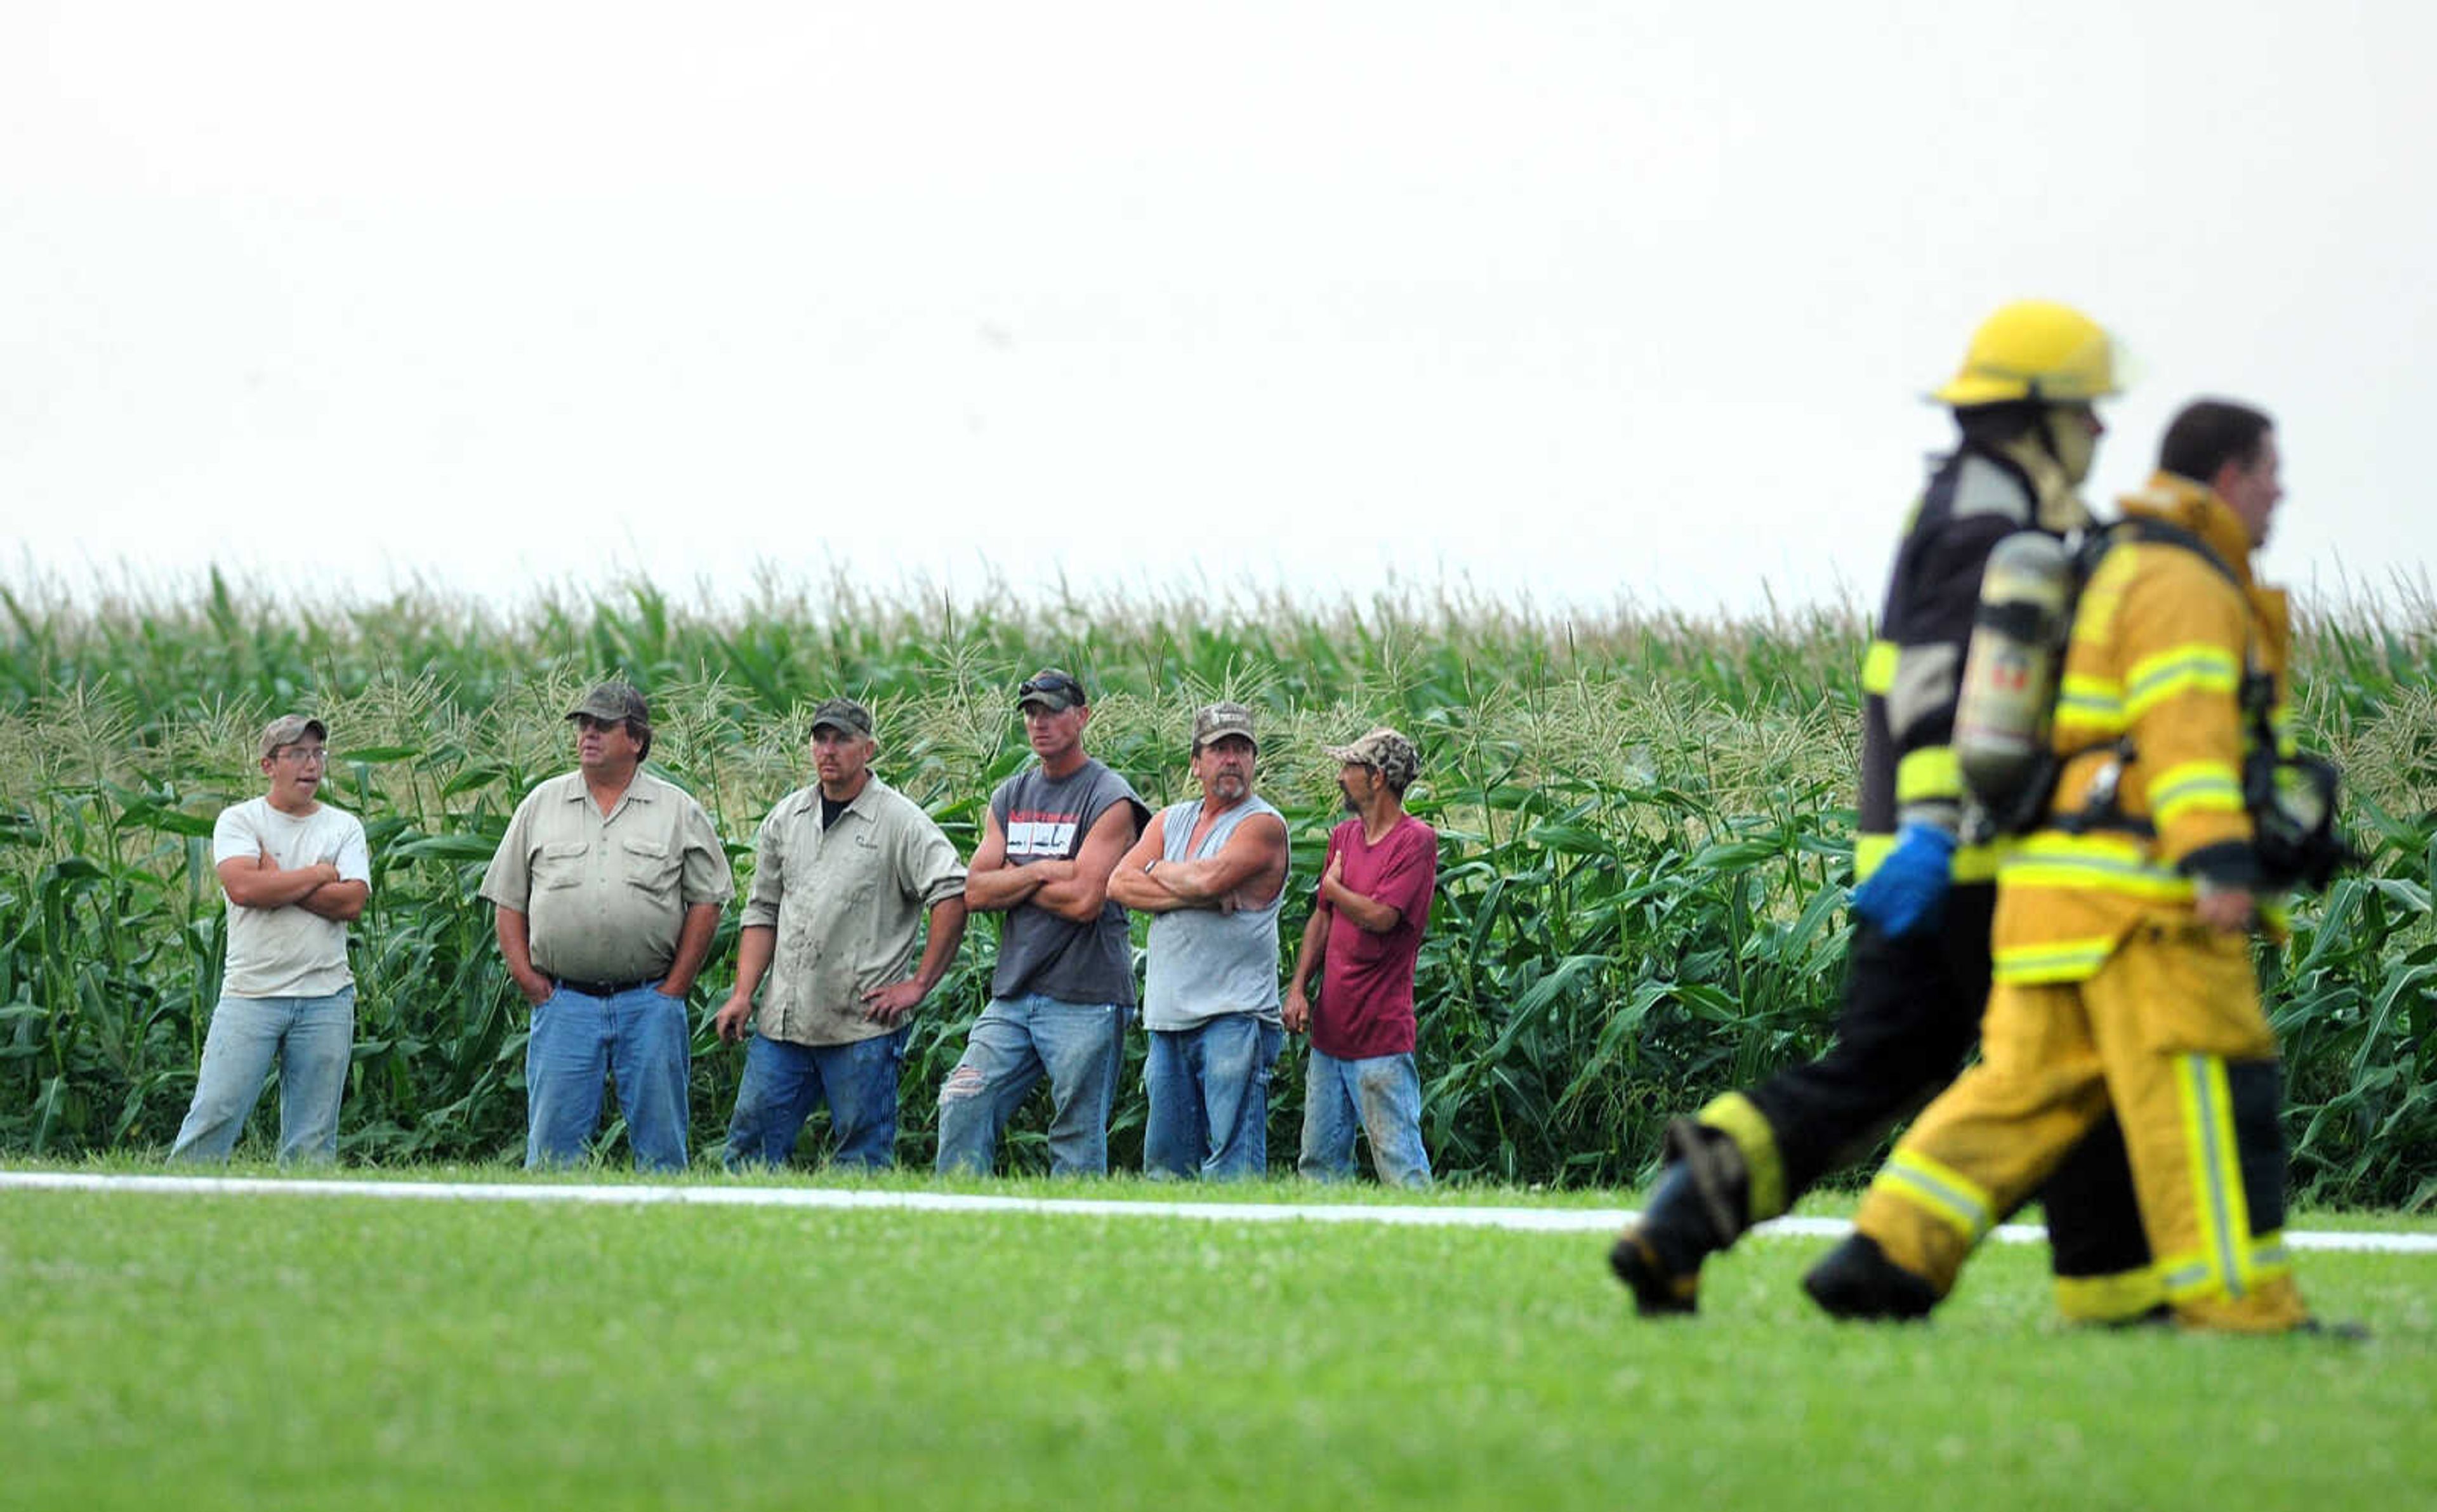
{"left": 536, "top": 841, "right": 590, "bottom": 889}
{"left": 619, "top": 836, "right": 680, "bottom": 901}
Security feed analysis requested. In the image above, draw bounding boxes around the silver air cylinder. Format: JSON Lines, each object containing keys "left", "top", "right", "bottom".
{"left": 1955, "top": 530, "right": 2074, "bottom": 814}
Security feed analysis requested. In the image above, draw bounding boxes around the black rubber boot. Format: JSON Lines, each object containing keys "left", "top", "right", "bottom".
{"left": 1801, "top": 1234, "right": 1939, "bottom": 1322}
{"left": 1608, "top": 1162, "right": 1722, "bottom": 1317}
{"left": 1666, "top": 1117, "right": 1750, "bottom": 1245}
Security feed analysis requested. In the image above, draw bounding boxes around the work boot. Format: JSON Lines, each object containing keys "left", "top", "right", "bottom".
{"left": 1608, "top": 1161, "right": 1727, "bottom": 1317}
{"left": 1666, "top": 1117, "right": 1750, "bottom": 1244}
{"left": 1802, "top": 1234, "right": 1939, "bottom": 1321}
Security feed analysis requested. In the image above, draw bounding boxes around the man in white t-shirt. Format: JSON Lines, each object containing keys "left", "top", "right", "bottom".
{"left": 169, "top": 714, "right": 372, "bottom": 1164}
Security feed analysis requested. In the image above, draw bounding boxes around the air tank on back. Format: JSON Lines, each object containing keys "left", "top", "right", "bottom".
{"left": 1953, "top": 530, "right": 2075, "bottom": 837}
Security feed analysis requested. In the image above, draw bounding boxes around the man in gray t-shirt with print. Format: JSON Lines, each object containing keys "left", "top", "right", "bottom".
{"left": 935, "top": 669, "right": 1147, "bottom": 1177}
{"left": 171, "top": 714, "right": 372, "bottom": 1164}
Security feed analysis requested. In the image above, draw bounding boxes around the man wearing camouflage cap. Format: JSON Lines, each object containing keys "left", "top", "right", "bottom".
{"left": 713, "top": 697, "right": 969, "bottom": 1171}
{"left": 481, "top": 681, "right": 731, "bottom": 1171}
{"left": 170, "top": 714, "right": 371, "bottom": 1164}
{"left": 1285, "top": 727, "right": 1437, "bottom": 1188}
{"left": 1111, "top": 702, "right": 1291, "bottom": 1180}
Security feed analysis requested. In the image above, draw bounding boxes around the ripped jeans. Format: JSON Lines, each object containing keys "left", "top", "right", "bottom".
{"left": 1297, "top": 1048, "right": 1432, "bottom": 1188}
{"left": 934, "top": 994, "right": 1128, "bottom": 1177}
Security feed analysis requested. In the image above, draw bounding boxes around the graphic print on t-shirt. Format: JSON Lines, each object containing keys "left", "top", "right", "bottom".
{"left": 1005, "top": 810, "right": 1081, "bottom": 860}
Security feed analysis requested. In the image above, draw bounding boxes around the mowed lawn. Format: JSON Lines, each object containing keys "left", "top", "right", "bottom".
{"left": 1, "top": 1180, "right": 2429, "bottom": 1512}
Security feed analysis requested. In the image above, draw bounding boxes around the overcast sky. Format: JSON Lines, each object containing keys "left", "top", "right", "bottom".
{"left": 6, "top": 2, "right": 2432, "bottom": 620}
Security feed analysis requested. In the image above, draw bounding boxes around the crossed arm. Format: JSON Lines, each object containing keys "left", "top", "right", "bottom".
{"left": 216, "top": 851, "right": 368, "bottom": 922}
{"left": 964, "top": 803, "right": 1139, "bottom": 922}
{"left": 1108, "top": 809, "right": 1289, "bottom": 914}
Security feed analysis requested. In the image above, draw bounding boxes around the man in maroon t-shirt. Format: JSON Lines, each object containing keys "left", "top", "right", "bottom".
{"left": 1284, "top": 727, "right": 1437, "bottom": 1187}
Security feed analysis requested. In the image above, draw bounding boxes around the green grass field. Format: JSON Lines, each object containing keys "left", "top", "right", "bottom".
{"left": 3, "top": 1175, "right": 2429, "bottom": 1512}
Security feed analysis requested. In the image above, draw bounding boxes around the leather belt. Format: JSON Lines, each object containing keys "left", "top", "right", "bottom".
{"left": 555, "top": 976, "right": 659, "bottom": 999}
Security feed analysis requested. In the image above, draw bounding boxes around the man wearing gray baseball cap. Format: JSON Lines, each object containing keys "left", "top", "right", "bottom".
{"left": 713, "top": 697, "right": 969, "bottom": 1170}
{"left": 1111, "top": 702, "right": 1291, "bottom": 1180}
{"left": 480, "top": 681, "right": 732, "bottom": 1171}
{"left": 171, "top": 714, "right": 371, "bottom": 1164}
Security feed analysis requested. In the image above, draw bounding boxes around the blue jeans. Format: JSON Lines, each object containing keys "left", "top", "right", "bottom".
{"left": 170, "top": 989, "right": 355, "bottom": 1164}
{"left": 1144, "top": 1016, "right": 1284, "bottom": 1181}
{"left": 525, "top": 984, "right": 690, "bottom": 1172}
{"left": 723, "top": 1026, "right": 910, "bottom": 1171}
{"left": 1298, "top": 1048, "right": 1432, "bottom": 1188}
{"left": 935, "top": 993, "right": 1127, "bottom": 1177}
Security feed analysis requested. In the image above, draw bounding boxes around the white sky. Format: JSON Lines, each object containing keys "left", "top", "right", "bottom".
{"left": 6, "top": 2, "right": 2433, "bottom": 619}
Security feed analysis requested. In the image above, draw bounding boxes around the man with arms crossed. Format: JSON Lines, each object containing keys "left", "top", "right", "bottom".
{"left": 1286, "top": 727, "right": 1437, "bottom": 1188}
{"left": 1111, "top": 701, "right": 1291, "bottom": 1180}
{"left": 935, "top": 669, "right": 1147, "bottom": 1177}
{"left": 171, "top": 714, "right": 370, "bottom": 1164}
{"left": 714, "top": 697, "right": 968, "bottom": 1170}
{"left": 482, "top": 681, "right": 730, "bottom": 1171}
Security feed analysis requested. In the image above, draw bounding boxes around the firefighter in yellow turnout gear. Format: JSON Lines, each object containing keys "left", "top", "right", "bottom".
{"left": 1609, "top": 300, "right": 2155, "bottom": 1322}
{"left": 1807, "top": 399, "right": 2342, "bottom": 1333}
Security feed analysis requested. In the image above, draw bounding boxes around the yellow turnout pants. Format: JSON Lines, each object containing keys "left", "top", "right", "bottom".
{"left": 1852, "top": 919, "right": 2309, "bottom": 1332}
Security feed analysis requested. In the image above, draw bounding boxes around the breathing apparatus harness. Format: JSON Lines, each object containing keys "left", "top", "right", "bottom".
{"left": 1955, "top": 517, "right": 2353, "bottom": 891}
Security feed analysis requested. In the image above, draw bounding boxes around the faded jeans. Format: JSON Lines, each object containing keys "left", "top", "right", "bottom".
{"left": 1144, "top": 1015, "right": 1284, "bottom": 1181}
{"left": 935, "top": 993, "right": 1127, "bottom": 1177}
{"left": 526, "top": 984, "right": 690, "bottom": 1172}
{"left": 170, "top": 989, "right": 355, "bottom": 1164}
{"left": 1298, "top": 1048, "right": 1432, "bottom": 1188}
{"left": 723, "top": 1025, "right": 911, "bottom": 1171}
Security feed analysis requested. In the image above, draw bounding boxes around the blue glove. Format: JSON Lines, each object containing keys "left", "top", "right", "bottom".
{"left": 1851, "top": 822, "right": 1957, "bottom": 938}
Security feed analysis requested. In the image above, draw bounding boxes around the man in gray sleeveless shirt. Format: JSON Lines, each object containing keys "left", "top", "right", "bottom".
{"left": 935, "top": 669, "right": 1149, "bottom": 1176}
{"left": 1111, "top": 702, "right": 1291, "bottom": 1180}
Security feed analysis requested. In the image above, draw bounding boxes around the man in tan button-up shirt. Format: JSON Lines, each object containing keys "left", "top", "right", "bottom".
{"left": 713, "top": 697, "right": 967, "bottom": 1169}
{"left": 481, "top": 681, "right": 731, "bottom": 1171}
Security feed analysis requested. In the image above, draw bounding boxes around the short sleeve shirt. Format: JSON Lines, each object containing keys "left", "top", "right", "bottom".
{"left": 1312, "top": 814, "right": 1438, "bottom": 1059}
{"left": 987, "top": 759, "right": 1147, "bottom": 1006}
{"left": 479, "top": 769, "right": 732, "bottom": 983}
{"left": 741, "top": 775, "right": 968, "bottom": 1046}
{"left": 214, "top": 797, "right": 372, "bottom": 999}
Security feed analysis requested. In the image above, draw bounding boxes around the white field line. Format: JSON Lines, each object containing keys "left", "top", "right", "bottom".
{"left": 4, "top": 1170, "right": 2434, "bottom": 1254}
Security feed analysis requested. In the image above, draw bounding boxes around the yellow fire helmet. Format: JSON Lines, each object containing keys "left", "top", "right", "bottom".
{"left": 1931, "top": 299, "right": 2121, "bottom": 407}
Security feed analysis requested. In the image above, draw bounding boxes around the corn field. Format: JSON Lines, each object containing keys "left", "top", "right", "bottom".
{"left": 3, "top": 568, "right": 2433, "bottom": 1206}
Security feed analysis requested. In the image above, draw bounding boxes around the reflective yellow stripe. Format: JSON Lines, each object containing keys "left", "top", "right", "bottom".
{"left": 1694, "top": 1091, "right": 1783, "bottom": 1224}
{"left": 2148, "top": 760, "right": 2243, "bottom": 827}
{"left": 1992, "top": 937, "right": 2117, "bottom": 983}
{"left": 1856, "top": 831, "right": 2002, "bottom": 884}
{"left": 2176, "top": 1053, "right": 2254, "bottom": 1302}
{"left": 1896, "top": 746, "right": 1962, "bottom": 805}
{"left": 2054, "top": 673, "right": 2125, "bottom": 735}
{"left": 1951, "top": 840, "right": 2001, "bottom": 882}
{"left": 2052, "top": 1267, "right": 2165, "bottom": 1324}
{"left": 1876, "top": 1147, "right": 1993, "bottom": 1242}
{"left": 1998, "top": 832, "right": 2193, "bottom": 902}
{"left": 2123, "top": 644, "right": 2241, "bottom": 721}
{"left": 1862, "top": 638, "right": 1899, "bottom": 695}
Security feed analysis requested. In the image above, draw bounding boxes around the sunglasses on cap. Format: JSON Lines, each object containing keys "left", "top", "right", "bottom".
{"left": 1018, "top": 674, "right": 1086, "bottom": 702}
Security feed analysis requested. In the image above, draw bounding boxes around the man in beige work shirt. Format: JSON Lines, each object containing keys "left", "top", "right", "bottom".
{"left": 713, "top": 697, "right": 968, "bottom": 1169}
{"left": 481, "top": 681, "right": 732, "bottom": 1171}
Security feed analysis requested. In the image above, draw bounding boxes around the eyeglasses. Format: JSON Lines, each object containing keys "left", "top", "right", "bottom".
{"left": 1017, "top": 674, "right": 1084, "bottom": 702}
{"left": 275, "top": 746, "right": 329, "bottom": 765}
